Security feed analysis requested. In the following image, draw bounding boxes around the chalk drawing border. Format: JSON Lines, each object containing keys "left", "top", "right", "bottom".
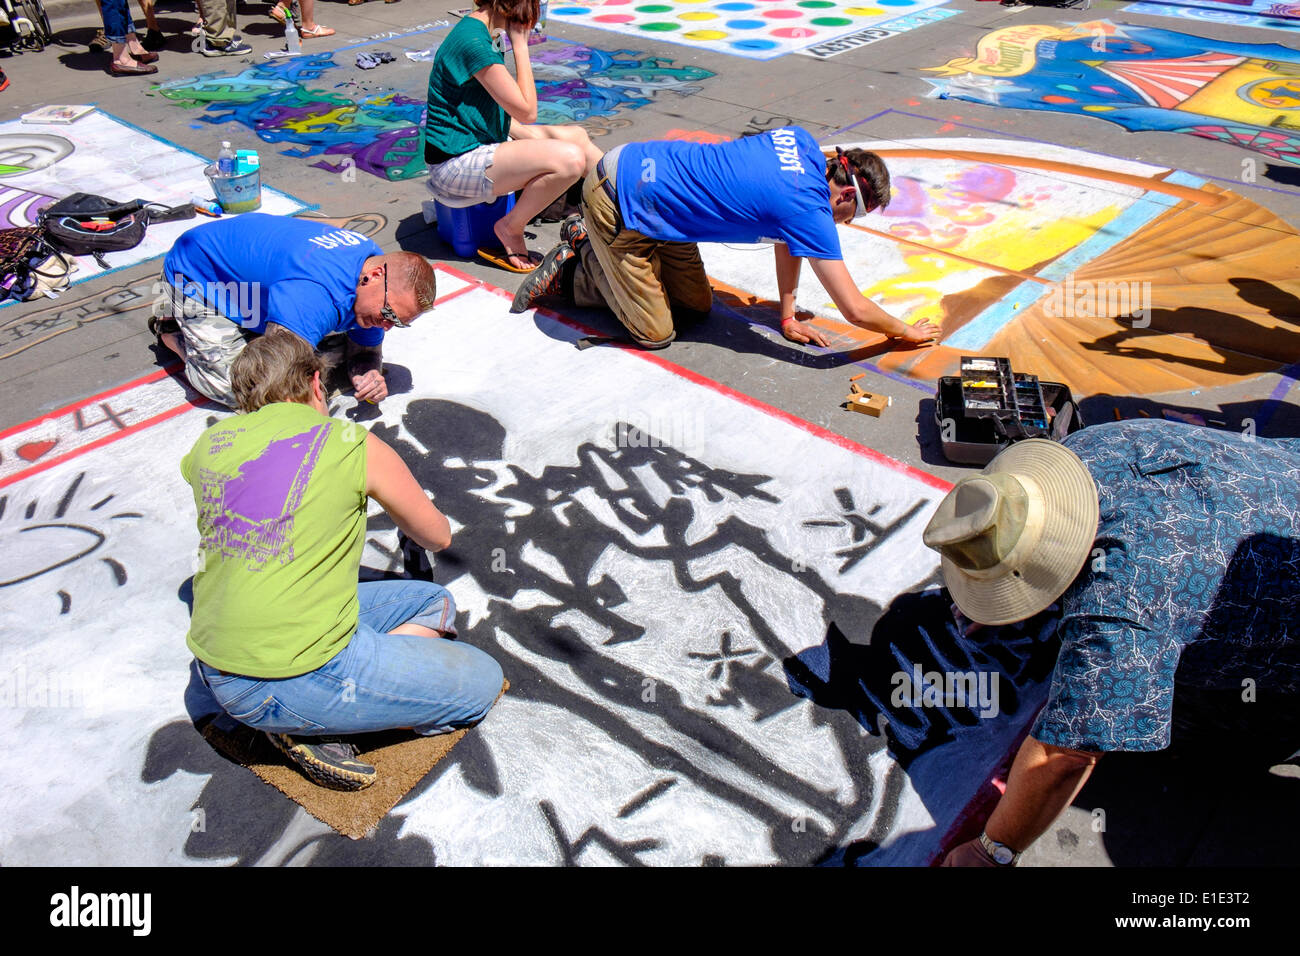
{"left": 829, "top": 108, "right": 1300, "bottom": 201}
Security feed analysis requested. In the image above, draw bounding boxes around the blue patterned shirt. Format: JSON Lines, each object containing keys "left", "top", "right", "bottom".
{"left": 1031, "top": 421, "right": 1300, "bottom": 752}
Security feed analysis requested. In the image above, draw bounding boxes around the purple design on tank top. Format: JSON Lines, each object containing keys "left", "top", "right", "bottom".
{"left": 198, "top": 423, "right": 331, "bottom": 567}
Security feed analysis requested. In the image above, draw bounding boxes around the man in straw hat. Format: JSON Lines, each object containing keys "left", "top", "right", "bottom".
{"left": 923, "top": 420, "right": 1300, "bottom": 866}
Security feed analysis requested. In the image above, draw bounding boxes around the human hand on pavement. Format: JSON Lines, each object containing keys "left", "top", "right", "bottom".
{"left": 781, "top": 310, "right": 831, "bottom": 348}
{"left": 351, "top": 369, "right": 387, "bottom": 404}
{"left": 941, "top": 838, "right": 1002, "bottom": 867}
{"left": 895, "top": 319, "right": 941, "bottom": 345}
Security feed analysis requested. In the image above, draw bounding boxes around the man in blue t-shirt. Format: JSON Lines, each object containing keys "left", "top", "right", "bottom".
{"left": 510, "top": 127, "right": 940, "bottom": 349}
{"left": 152, "top": 214, "right": 437, "bottom": 408}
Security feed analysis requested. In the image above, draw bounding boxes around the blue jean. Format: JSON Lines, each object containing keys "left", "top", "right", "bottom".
{"left": 192, "top": 581, "right": 504, "bottom": 736}
{"left": 99, "top": 0, "right": 136, "bottom": 43}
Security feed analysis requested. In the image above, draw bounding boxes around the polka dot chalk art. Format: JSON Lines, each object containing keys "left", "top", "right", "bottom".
{"left": 549, "top": 0, "right": 956, "bottom": 60}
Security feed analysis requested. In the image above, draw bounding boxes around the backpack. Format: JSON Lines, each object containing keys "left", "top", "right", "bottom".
{"left": 0, "top": 225, "right": 76, "bottom": 303}
{"left": 39, "top": 193, "right": 151, "bottom": 269}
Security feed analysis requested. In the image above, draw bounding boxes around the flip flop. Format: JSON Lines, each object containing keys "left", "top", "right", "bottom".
{"left": 301, "top": 24, "right": 335, "bottom": 37}
{"left": 476, "top": 246, "right": 542, "bottom": 273}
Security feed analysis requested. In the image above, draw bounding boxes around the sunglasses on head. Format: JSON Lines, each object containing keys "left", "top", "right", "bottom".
{"left": 836, "top": 147, "right": 877, "bottom": 219}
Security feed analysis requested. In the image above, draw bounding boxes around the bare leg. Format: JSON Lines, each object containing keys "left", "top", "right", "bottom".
{"left": 111, "top": 36, "right": 149, "bottom": 68}
{"left": 509, "top": 120, "right": 602, "bottom": 175}
{"left": 139, "top": 0, "right": 160, "bottom": 31}
{"left": 298, "top": 0, "right": 322, "bottom": 31}
{"left": 159, "top": 331, "right": 183, "bottom": 357}
{"left": 486, "top": 137, "right": 586, "bottom": 270}
{"left": 388, "top": 623, "right": 450, "bottom": 638}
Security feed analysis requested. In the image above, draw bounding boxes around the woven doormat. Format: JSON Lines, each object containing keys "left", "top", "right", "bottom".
{"left": 198, "top": 680, "right": 507, "bottom": 839}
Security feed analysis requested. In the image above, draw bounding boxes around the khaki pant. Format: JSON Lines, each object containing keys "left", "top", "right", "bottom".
{"left": 195, "top": 0, "right": 238, "bottom": 47}
{"left": 573, "top": 161, "right": 713, "bottom": 348}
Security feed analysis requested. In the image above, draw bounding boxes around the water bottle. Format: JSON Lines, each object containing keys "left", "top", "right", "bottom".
{"left": 285, "top": 15, "right": 301, "bottom": 55}
{"left": 216, "top": 141, "right": 236, "bottom": 178}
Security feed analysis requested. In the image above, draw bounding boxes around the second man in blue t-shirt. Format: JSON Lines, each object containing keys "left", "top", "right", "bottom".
{"left": 154, "top": 214, "right": 437, "bottom": 408}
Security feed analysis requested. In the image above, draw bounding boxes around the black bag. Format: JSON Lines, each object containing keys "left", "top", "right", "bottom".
{"left": 39, "top": 193, "right": 151, "bottom": 269}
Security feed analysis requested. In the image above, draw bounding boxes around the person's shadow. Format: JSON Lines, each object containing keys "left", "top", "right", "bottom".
{"left": 781, "top": 583, "right": 1062, "bottom": 865}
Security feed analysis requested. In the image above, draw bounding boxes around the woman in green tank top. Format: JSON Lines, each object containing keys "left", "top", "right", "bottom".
{"left": 423, "top": 0, "right": 603, "bottom": 273}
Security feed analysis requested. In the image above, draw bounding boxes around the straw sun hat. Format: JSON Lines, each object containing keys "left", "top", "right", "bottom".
{"left": 922, "top": 439, "right": 1101, "bottom": 626}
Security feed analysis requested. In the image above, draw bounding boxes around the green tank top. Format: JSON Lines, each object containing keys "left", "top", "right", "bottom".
{"left": 182, "top": 402, "right": 368, "bottom": 678}
{"left": 424, "top": 16, "right": 511, "bottom": 161}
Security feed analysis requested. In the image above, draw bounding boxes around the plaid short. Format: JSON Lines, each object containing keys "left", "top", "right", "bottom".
{"left": 426, "top": 143, "right": 500, "bottom": 208}
{"left": 162, "top": 271, "right": 251, "bottom": 409}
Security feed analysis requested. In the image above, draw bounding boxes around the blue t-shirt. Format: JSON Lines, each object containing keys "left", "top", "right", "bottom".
{"left": 163, "top": 214, "right": 386, "bottom": 347}
{"left": 615, "top": 127, "right": 842, "bottom": 260}
{"left": 1031, "top": 421, "right": 1300, "bottom": 752}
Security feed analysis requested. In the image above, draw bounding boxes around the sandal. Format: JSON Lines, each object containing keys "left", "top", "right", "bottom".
{"left": 300, "top": 23, "right": 335, "bottom": 37}
{"left": 268, "top": 2, "right": 288, "bottom": 24}
{"left": 476, "top": 246, "right": 542, "bottom": 273}
{"left": 347, "top": 0, "right": 365, "bottom": 5}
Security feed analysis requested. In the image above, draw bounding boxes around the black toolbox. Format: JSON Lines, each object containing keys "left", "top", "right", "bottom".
{"left": 935, "top": 356, "right": 1083, "bottom": 465}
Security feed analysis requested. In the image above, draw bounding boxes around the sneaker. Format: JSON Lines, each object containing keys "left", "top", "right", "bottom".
{"left": 147, "top": 315, "right": 179, "bottom": 337}
{"left": 141, "top": 28, "right": 167, "bottom": 51}
{"left": 559, "top": 214, "right": 587, "bottom": 250}
{"left": 203, "top": 38, "right": 252, "bottom": 56}
{"left": 510, "top": 242, "right": 574, "bottom": 314}
{"left": 265, "top": 732, "right": 377, "bottom": 791}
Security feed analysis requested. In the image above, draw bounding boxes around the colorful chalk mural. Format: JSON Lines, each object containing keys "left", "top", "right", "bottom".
{"left": 152, "top": 44, "right": 714, "bottom": 183}
{"left": 549, "top": 0, "right": 958, "bottom": 61}
{"left": 699, "top": 126, "right": 1300, "bottom": 396}
{"left": 1125, "top": 1, "right": 1300, "bottom": 34}
{"left": 923, "top": 20, "right": 1300, "bottom": 164}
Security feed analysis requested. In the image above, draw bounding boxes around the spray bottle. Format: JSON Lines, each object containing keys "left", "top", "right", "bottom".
{"left": 285, "top": 11, "right": 301, "bottom": 56}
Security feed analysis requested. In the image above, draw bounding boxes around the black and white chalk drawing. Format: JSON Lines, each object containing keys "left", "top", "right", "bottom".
{"left": 0, "top": 275, "right": 1056, "bottom": 866}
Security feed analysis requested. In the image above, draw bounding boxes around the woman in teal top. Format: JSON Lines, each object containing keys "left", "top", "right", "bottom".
{"left": 424, "top": 0, "right": 602, "bottom": 273}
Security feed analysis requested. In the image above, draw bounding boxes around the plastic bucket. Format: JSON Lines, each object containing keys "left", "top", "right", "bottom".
{"left": 205, "top": 163, "right": 262, "bottom": 214}
{"left": 435, "top": 193, "right": 515, "bottom": 259}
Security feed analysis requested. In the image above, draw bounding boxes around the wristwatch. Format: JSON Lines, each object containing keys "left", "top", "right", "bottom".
{"left": 978, "top": 831, "right": 1021, "bottom": 866}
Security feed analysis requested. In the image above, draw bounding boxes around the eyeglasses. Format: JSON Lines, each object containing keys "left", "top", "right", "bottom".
{"left": 836, "top": 147, "right": 877, "bottom": 219}
{"left": 379, "top": 265, "right": 411, "bottom": 329}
